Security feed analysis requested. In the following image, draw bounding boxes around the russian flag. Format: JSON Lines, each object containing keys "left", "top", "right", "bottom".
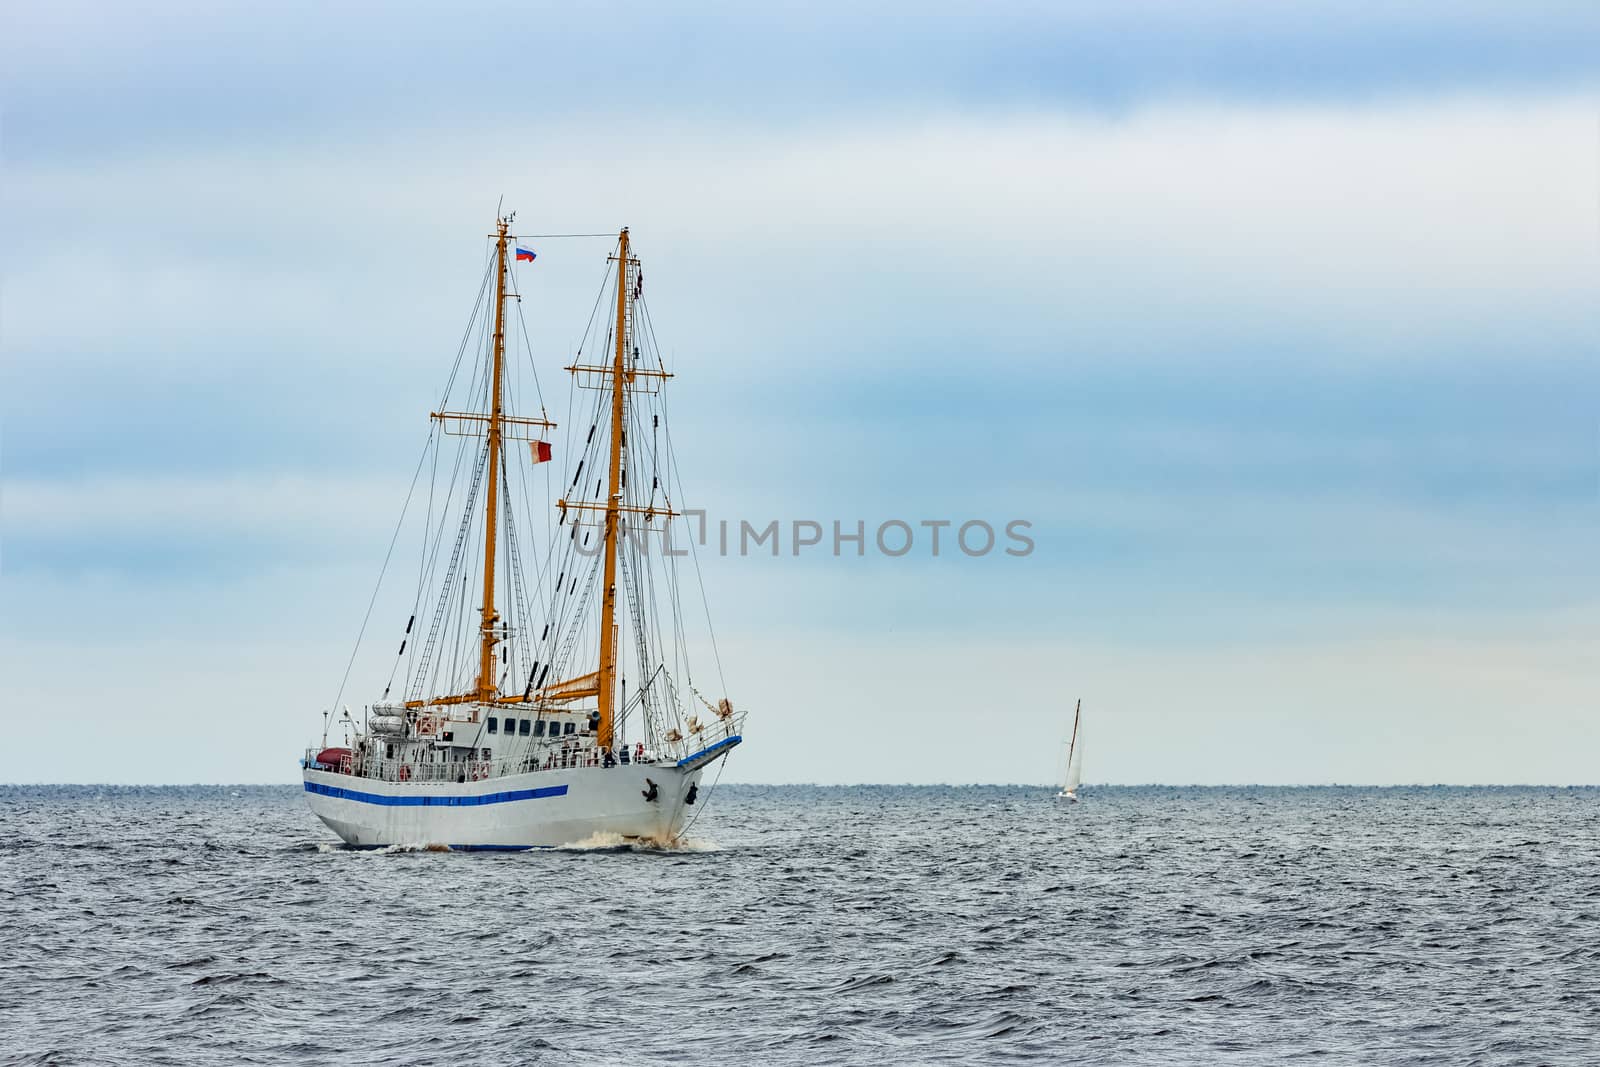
{"left": 515, "top": 247, "right": 537, "bottom": 262}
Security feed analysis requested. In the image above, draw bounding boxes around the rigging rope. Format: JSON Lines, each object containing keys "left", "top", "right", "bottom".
{"left": 643, "top": 296, "right": 729, "bottom": 699}
{"left": 326, "top": 435, "right": 434, "bottom": 722}
{"left": 676, "top": 752, "right": 729, "bottom": 844}
{"left": 330, "top": 250, "right": 494, "bottom": 719}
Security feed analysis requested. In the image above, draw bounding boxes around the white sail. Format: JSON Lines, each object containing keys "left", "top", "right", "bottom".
{"left": 1057, "top": 698, "right": 1082, "bottom": 799}
{"left": 1064, "top": 730, "right": 1083, "bottom": 793}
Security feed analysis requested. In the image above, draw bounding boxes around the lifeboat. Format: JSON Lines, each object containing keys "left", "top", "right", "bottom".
{"left": 314, "top": 747, "right": 352, "bottom": 772}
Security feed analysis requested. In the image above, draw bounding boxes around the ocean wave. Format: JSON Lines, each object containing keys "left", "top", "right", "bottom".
{"left": 554, "top": 830, "right": 721, "bottom": 852}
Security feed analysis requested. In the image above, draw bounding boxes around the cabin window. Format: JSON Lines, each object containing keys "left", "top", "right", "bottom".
{"left": 564, "top": 722, "right": 576, "bottom": 736}
{"left": 533, "top": 720, "right": 546, "bottom": 736}
{"left": 519, "top": 719, "right": 531, "bottom": 736}
{"left": 503, "top": 718, "right": 517, "bottom": 736}
{"left": 442, "top": 730, "right": 453, "bottom": 742}
{"left": 385, "top": 744, "right": 394, "bottom": 759}
{"left": 487, "top": 717, "right": 499, "bottom": 734}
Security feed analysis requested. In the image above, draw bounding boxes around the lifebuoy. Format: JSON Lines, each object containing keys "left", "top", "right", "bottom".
{"left": 398, "top": 764, "right": 412, "bottom": 782}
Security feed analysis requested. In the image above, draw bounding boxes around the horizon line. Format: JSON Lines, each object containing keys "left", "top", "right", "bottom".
{"left": 4, "top": 781, "right": 1596, "bottom": 790}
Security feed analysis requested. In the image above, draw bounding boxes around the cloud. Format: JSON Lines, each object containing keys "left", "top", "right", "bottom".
{"left": 3, "top": 473, "right": 399, "bottom": 536}
{"left": 4, "top": 2, "right": 1597, "bottom": 162}
{"left": 8, "top": 96, "right": 1595, "bottom": 375}
{"left": 4, "top": 97, "right": 1592, "bottom": 630}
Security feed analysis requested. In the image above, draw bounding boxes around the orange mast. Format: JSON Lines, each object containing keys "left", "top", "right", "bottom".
{"left": 550, "top": 231, "right": 675, "bottom": 732}
{"left": 475, "top": 218, "right": 512, "bottom": 702}
{"left": 409, "top": 215, "right": 553, "bottom": 713}
{"left": 596, "top": 228, "right": 632, "bottom": 750}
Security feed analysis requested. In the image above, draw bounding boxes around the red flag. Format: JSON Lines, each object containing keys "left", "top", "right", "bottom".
{"left": 529, "top": 440, "right": 552, "bottom": 464}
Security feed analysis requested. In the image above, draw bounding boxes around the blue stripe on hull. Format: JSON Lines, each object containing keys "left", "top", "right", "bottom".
{"left": 303, "top": 780, "right": 569, "bottom": 807}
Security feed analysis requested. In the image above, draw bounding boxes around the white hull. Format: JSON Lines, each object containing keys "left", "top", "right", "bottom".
{"left": 303, "top": 762, "right": 708, "bottom": 849}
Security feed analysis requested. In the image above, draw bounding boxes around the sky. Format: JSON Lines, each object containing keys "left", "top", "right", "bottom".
{"left": 1, "top": 2, "right": 1596, "bottom": 785}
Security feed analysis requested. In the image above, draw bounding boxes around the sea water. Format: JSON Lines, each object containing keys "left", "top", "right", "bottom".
{"left": 2, "top": 785, "right": 1596, "bottom": 1065}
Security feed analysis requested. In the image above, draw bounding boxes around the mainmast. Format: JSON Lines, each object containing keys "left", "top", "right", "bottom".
{"left": 477, "top": 217, "right": 512, "bottom": 702}
{"left": 412, "top": 216, "right": 555, "bottom": 713}
{"left": 596, "top": 228, "right": 632, "bottom": 750}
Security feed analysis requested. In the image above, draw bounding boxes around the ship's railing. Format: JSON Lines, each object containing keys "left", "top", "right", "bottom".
{"left": 305, "top": 746, "right": 658, "bottom": 783}
{"left": 652, "top": 711, "right": 747, "bottom": 764}
{"left": 302, "top": 712, "right": 746, "bottom": 783}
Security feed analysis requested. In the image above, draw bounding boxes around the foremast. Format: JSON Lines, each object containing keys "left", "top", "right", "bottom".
{"left": 558, "top": 229, "right": 675, "bottom": 751}
{"left": 595, "top": 229, "right": 631, "bottom": 752}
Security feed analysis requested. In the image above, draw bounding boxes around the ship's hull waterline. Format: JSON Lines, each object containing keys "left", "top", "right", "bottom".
{"left": 302, "top": 763, "right": 707, "bottom": 850}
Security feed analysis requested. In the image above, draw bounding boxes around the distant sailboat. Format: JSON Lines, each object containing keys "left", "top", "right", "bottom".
{"left": 1057, "top": 699, "right": 1083, "bottom": 802}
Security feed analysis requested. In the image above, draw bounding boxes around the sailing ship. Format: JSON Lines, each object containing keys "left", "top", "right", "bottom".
{"left": 301, "top": 215, "right": 745, "bottom": 848}
{"left": 1057, "top": 699, "right": 1083, "bottom": 801}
